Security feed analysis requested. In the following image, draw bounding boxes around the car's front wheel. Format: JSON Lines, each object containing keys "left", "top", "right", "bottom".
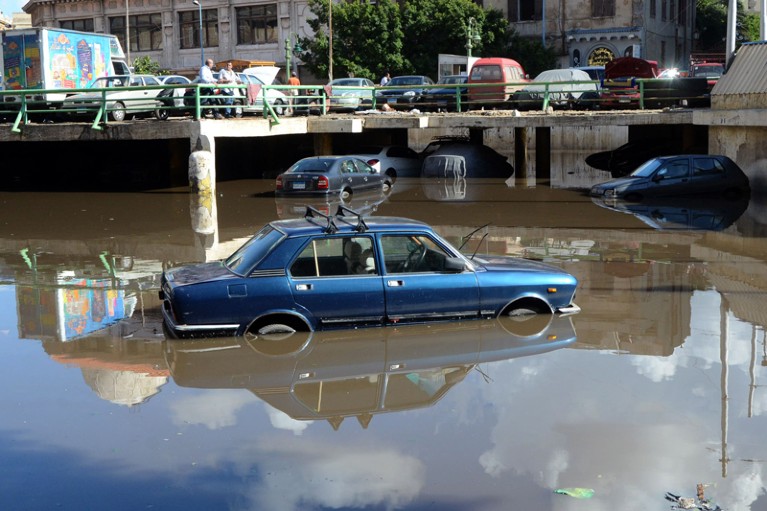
{"left": 110, "top": 102, "right": 126, "bottom": 122}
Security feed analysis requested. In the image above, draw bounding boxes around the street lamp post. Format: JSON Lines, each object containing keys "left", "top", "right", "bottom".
{"left": 193, "top": 0, "right": 204, "bottom": 68}
{"left": 465, "top": 17, "right": 481, "bottom": 59}
{"left": 284, "top": 34, "right": 303, "bottom": 76}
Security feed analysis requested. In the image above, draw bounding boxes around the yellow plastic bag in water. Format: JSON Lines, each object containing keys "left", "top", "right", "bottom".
{"left": 554, "top": 488, "right": 595, "bottom": 499}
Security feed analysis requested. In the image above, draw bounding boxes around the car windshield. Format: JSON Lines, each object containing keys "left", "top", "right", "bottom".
{"left": 390, "top": 77, "right": 424, "bottom": 86}
{"left": 225, "top": 225, "right": 285, "bottom": 276}
{"left": 630, "top": 158, "right": 665, "bottom": 177}
{"left": 287, "top": 158, "right": 335, "bottom": 173}
{"left": 89, "top": 77, "right": 127, "bottom": 88}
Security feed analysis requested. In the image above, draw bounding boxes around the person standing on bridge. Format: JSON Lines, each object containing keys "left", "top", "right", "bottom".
{"left": 218, "top": 61, "right": 241, "bottom": 118}
{"left": 287, "top": 71, "right": 301, "bottom": 115}
{"left": 199, "top": 58, "right": 222, "bottom": 119}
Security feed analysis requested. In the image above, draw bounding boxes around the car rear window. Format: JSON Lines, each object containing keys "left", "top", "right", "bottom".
{"left": 288, "top": 159, "right": 334, "bottom": 173}
{"left": 225, "top": 225, "right": 285, "bottom": 275}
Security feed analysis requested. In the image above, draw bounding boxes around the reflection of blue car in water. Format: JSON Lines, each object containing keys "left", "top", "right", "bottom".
{"left": 591, "top": 195, "right": 749, "bottom": 231}
{"left": 164, "top": 315, "right": 577, "bottom": 425}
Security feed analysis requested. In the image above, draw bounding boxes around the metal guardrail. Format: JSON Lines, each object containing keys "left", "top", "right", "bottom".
{"left": 0, "top": 77, "right": 714, "bottom": 131}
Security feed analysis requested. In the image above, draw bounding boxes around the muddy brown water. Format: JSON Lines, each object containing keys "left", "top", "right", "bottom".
{"left": 1, "top": 171, "right": 766, "bottom": 510}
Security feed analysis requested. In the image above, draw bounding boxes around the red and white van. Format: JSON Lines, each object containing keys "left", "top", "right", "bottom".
{"left": 468, "top": 57, "right": 529, "bottom": 106}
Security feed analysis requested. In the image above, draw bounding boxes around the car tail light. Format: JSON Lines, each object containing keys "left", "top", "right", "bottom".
{"left": 367, "top": 159, "right": 379, "bottom": 167}
{"left": 317, "top": 176, "right": 329, "bottom": 189}
{"left": 276, "top": 175, "right": 283, "bottom": 190}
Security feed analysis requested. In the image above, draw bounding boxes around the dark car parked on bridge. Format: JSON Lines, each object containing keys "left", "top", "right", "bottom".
{"left": 160, "top": 207, "right": 580, "bottom": 338}
{"left": 375, "top": 75, "right": 435, "bottom": 110}
{"left": 420, "top": 75, "right": 468, "bottom": 112}
{"left": 589, "top": 154, "right": 750, "bottom": 201}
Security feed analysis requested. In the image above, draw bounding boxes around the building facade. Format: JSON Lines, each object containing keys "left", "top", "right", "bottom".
{"left": 22, "top": 0, "right": 311, "bottom": 76}
{"left": 19, "top": 0, "right": 696, "bottom": 77}
{"left": 483, "top": 0, "right": 696, "bottom": 69}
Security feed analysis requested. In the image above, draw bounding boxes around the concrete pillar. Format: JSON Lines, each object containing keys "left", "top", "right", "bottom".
{"left": 535, "top": 127, "right": 551, "bottom": 185}
{"left": 189, "top": 134, "right": 216, "bottom": 194}
{"left": 514, "top": 127, "right": 528, "bottom": 186}
{"left": 313, "top": 133, "right": 334, "bottom": 155}
{"left": 188, "top": 132, "right": 218, "bottom": 249}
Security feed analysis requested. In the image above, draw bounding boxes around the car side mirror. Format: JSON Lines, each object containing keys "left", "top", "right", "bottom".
{"left": 444, "top": 257, "right": 466, "bottom": 272}
{"left": 652, "top": 174, "right": 663, "bottom": 182}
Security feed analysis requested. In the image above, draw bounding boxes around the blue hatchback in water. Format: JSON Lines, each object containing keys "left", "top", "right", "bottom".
{"left": 160, "top": 207, "right": 580, "bottom": 337}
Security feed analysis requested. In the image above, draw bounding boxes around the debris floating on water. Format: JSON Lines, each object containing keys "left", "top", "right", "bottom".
{"left": 553, "top": 487, "right": 595, "bottom": 499}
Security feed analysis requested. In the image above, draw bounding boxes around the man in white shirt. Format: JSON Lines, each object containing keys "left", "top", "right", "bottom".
{"left": 218, "top": 61, "right": 241, "bottom": 118}
{"left": 199, "top": 58, "right": 222, "bottom": 118}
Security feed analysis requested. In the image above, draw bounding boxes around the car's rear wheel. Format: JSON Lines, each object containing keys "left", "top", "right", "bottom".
{"left": 272, "top": 98, "right": 286, "bottom": 116}
{"left": 154, "top": 104, "right": 170, "bottom": 121}
{"left": 341, "top": 188, "right": 353, "bottom": 201}
{"left": 382, "top": 180, "right": 392, "bottom": 193}
{"left": 110, "top": 102, "right": 126, "bottom": 122}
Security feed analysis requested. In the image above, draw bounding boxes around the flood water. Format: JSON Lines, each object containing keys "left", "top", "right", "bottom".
{"left": 2, "top": 161, "right": 767, "bottom": 510}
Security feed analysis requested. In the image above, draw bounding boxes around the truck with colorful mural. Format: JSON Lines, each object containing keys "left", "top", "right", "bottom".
{"left": 1, "top": 27, "right": 130, "bottom": 112}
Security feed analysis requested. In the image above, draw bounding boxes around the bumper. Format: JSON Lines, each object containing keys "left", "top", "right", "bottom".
{"left": 160, "top": 298, "right": 240, "bottom": 338}
{"left": 556, "top": 303, "right": 581, "bottom": 316}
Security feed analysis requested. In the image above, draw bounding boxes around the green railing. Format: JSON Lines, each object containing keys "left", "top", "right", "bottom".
{"left": 0, "top": 77, "right": 714, "bottom": 131}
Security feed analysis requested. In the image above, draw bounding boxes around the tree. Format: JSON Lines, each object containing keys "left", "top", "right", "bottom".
{"left": 300, "top": 0, "right": 510, "bottom": 80}
{"left": 300, "top": 0, "right": 405, "bottom": 81}
{"left": 507, "top": 33, "right": 558, "bottom": 77}
{"left": 131, "top": 55, "right": 163, "bottom": 75}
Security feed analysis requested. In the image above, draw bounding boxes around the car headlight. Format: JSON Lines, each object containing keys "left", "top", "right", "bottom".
{"left": 604, "top": 188, "right": 618, "bottom": 198}
{"left": 403, "top": 91, "right": 416, "bottom": 97}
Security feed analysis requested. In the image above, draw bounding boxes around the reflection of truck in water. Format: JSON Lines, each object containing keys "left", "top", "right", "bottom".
{"left": 1, "top": 27, "right": 130, "bottom": 111}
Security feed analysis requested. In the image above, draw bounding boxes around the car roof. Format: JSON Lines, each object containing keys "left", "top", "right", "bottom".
{"left": 270, "top": 215, "right": 430, "bottom": 237}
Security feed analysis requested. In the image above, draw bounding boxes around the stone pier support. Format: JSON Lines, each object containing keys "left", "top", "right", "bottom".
{"left": 514, "top": 127, "right": 528, "bottom": 186}
{"left": 188, "top": 130, "right": 218, "bottom": 245}
{"left": 314, "top": 132, "right": 334, "bottom": 155}
{"left": 535, "top": 127, "right": 551, "bottom": 184}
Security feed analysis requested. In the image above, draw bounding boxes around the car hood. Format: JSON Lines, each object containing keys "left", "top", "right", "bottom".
{"left": 243, "top": 66, "right": 280, "bottom": 84}
{"left": 591, "top": 176, "right": 640, "bottom": 190}
{"left": 473, "top": 254, "right": 571, "bottom": 274}
{"left": 165, "top": 261, "right": 235, "bottom": 286}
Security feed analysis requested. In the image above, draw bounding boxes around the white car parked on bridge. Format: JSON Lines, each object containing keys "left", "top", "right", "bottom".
{"left": 62, "top": 74, "right": 163, "bottom": 121}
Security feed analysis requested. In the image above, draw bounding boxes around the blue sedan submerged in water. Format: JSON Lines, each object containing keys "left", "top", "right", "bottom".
{"left": 160, "top": 207, "right": 580, "bottom": 338}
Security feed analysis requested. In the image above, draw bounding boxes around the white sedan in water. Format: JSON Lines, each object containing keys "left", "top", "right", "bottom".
{"left": 62, "top": 74, "right": 163, "bottom": 121}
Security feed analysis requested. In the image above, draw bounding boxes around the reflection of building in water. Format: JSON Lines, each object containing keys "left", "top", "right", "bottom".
{"left": 44, "top": 336, "right": 168, "bottom": 407}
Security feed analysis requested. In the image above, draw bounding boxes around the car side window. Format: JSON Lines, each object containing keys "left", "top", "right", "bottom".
{"left": 341, "top": 160, "right": 356, "bottom": 174}
{"left": 290, "top": 236, "right": 376, "bottom": 277}
{"left": 657, "top": 159, "right": 690, "bottom": 179}
{"left": 353, "top": 159, "right": 375, "bottom": 174}
{"left": 382, "top": 235, "right": 452, "bottom": 274}
{"left": 693, "top": 157, "right": 725, "bottom": 176}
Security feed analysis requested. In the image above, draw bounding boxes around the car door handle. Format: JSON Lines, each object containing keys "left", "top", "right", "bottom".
{"left": 387, "top": 280, "right": 404, "bottom": 287}
{"left": 296, "top": 283, "right": 312, "bottom": 291}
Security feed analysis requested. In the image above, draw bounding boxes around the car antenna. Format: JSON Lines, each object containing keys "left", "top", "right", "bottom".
{"left": 305, "top": 206, "right": 338, "bottom": 234}
{"left": 335, "top": 205, "right": 368, "bottom": 232}
{"left": 458, "top": 223, "right": 490, "bottom": 251}
{"left": 469, "top": 232, "right": 489, "bottom": 261}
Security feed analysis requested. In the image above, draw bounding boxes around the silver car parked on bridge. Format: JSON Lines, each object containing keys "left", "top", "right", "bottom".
{"left": 62, "top": 74, "right": 163, "bottom": 121}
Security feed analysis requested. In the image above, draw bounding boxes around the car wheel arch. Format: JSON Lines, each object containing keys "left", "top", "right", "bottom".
{"left": 243, "top": 311, "right": 313, "bottom": 337}
{"left": 500, "top": 296, "right": 553, "bottom": 317}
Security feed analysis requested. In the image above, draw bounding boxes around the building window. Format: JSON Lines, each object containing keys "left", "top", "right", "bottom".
{"left": 591, "top": 0, "right": 615, "bottom": 17}
{"left": 670, "top": 0, "right": 676, "bottom": 21}
{"left": 60, "top": 19, "right": 94, "bottom": 32}
{"left": 661, "top": 0, "right": 667, "bottom": 21}
{"left": 180, "top": 9, "right": 219, "bottom": 50}
{"left": 236, "top": 5, "right": 278, "bottom": 45}
{"left": 508, "top": 0, "right": 542, "bottom": 21}
{"left": 650, "top": 0, "right": 656, "bottom": 18}
{"left": 110, "top": 14, "right": 163, "bottom": 52}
